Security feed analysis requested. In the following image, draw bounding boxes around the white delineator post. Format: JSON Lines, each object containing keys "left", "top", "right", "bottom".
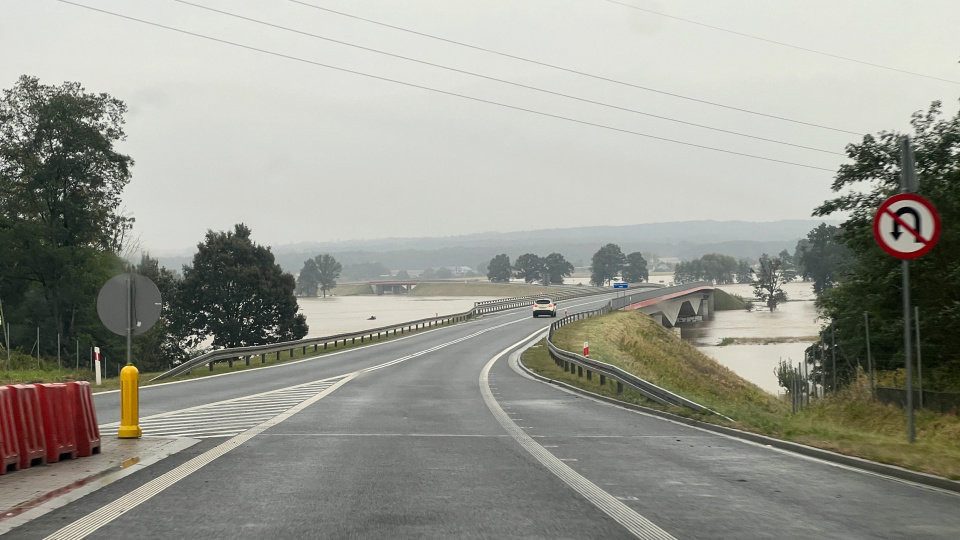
{"left": 94, "top": 346, "right": 102, "bottom": 385}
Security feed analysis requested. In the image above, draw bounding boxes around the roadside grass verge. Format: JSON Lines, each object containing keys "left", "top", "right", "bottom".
{"left": 524, "top": 310, "right": 960, "bottom": 480}
{"left": 2, "top": 317, "right": 467, "bottom": 393}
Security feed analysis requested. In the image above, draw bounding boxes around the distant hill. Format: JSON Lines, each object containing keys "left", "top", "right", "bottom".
{"left": 156, "top": 219, "right": 838, "bottom": 274}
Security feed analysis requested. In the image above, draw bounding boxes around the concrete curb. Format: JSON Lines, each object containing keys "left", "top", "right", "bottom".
{"left": 516, "top": 354, "right": 960, "bottom": 495}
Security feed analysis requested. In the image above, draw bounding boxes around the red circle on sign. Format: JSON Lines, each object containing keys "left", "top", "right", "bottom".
{"left": 873, "top": 193, "right": 940, "bottom": 259}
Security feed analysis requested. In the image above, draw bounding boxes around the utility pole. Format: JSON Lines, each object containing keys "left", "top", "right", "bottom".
{"left": 900, "top": 136, "right": 916, "bottom": 443}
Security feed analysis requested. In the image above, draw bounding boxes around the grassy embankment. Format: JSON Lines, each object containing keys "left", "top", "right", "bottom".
{"left": 0, "top": 316, "right": 459, "bottom": 392}
{"left": 712, "top": 288, "right": 749, "bottom": 311}
{"left": 523, "top": 310, "right": 960, "bottom": 479}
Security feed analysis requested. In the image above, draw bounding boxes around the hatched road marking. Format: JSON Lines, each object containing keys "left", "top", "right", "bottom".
{"left": 99, "top": 376, "right": 348, "bottom": 439}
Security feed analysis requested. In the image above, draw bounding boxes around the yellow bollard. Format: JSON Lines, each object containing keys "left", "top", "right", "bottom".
{"left": 118, "top": 363, "right": 142, "bottom": 438}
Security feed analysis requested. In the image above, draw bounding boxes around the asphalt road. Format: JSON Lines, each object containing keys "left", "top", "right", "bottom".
{"left": 11, "top": 294, "right": 960, "bottom": 539}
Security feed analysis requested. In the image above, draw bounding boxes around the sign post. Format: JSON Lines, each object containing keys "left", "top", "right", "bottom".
{"left": 872, "top": 136, "right": 941, "bottom": 443}
{"left": 97, "top": 274, "right": 162, "bottom": 438}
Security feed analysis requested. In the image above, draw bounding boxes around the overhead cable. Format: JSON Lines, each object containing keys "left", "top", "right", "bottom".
{"left": 56, "top": 1, "right": 837, "bottom": 172}
{"left": 288, "top": 0, "right": 863, "bottom": 136}
{"left": 174, "top": 0, "right": 842, "bottom": 156}
{"left": 601, "top": 0, "right": 960, "bottom": 86}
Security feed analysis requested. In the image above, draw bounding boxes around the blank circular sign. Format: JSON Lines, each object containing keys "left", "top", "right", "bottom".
{"left": 97, "top": 274, "right": 162, "bottom": 337}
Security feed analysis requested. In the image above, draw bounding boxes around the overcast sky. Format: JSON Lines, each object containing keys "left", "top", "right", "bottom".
{"left": 3, "top": 0, "right": 959, "bottom": 255}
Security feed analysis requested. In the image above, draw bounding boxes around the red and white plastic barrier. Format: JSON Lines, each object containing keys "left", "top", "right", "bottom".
{"left": 67, "top": 381, "right": 101, "bottom": 457}
{"left": 0, "top": 381, "right": 101, "bottom": 475}
{"left": 0, "top": 386, "right": 20, "bottom": 475}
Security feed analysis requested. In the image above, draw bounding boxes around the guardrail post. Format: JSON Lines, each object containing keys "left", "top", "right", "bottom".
{"left": 245, "top": 356, "right": 250, "bottom": 366}
{"left": 261, "top": 353, "right": 266, "bottom": 363}
{"left": 314, "top": 344, "right": 317, "bottom": 352}
{"left": 617, "top": 381, "right": 623, "bottom": 394}
{"left": 599, "top": 375, "right": 605, "bottom": 385}
{"left": 209, "top": 361, "right": 214, "bottom": 371}
{"left": 302, "top": 346, "right": 306, "bottom": 355}
{"left": 352, "top": 337, "right": 356, "bottom": 344}
{"left": 289, "top": 348, "right": 294, "bottom": 358}
{"left": 577, "top": 366, "right": 583, "bottom": 377}
{"left": 586, "top": 370, "right": 592, "bottom": 381}
{"left": 228, "top": 358, "right": 233, "bottom": 368}
{"left": 360, "top": 335, "right": 364, "bottom": 343}
{"left": 564, "top": 360, "right": 569, "bottom": 372}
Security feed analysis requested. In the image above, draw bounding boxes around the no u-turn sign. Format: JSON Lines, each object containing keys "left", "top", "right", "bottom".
{"left": 873, "top": 193, "right": 940, "bottom": 259}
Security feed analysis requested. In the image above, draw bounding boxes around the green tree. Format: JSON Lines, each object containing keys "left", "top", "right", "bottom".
{"left": 436, "top": 267, "right": 454, "bottom": 279}
{"left": 315, "top": 254, "right": 341, "bottom": 297}
{"left": 178, "top": 224, "right": 308, "bottom": 350}
{"left": 700, "top": 253, "right": 737, "bottom": 284}
{"left": 487, "top": 254, "right": 511, "bottom": 283}
{"left": 621, "top": 252, "right": 649, "bottom": 283}
{"left": 296, "top": 258, "right": 321, "bottom": 297}
{"left": 673, "top": 259, "right": 703, "bottom": 284}
{"left": 590, "top": 244, "right": 626, "bottom": 286}
{"left": 752, "top": 254, "right": 788, "bottom": 311}
{"left": 736, "top": 258, "right": 754, "bottom": 283}
{"left": 395, "top": 269, "right": 411, "bottom": 280}
{"left": 0, "top": 75, "right": 134, "bottom": 356}
{"left": 543, "top": 252, "right": 574, "bottom": 284}
{"left": 812, "top": 101, "right": 960, "bottom": 383}
{"left": 514, "top": 253, "right": 544, "bottom": 284}
{"left": 798, "top": 224, "right": 850, "bottom": 294}
{"left": 421, "top": 268, "right": 437, "bottom": 280}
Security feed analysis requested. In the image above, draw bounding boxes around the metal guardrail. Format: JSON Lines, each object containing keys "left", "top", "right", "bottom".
{"left": 151, "top": 285, "right": 616, "bottom": 381}
{"left": 544, "top": 282, "right": 731, "bottom": 420}
{"left": 151, "top": 311, "right": 473, "bottom": 381}
{"left": 474, "top": 286, "right": 608, "bottom": 307}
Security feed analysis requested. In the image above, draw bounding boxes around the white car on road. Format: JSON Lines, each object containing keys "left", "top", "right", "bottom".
{"left": 532, "top": 298, "right": 557, "bottom": 318}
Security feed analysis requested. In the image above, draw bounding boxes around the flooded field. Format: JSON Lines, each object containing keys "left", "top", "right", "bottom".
{"left": 297, "top": 295, "right": 501, "bottom": 337}
{"left": 683, "top": 282, "right": 822, "bottom": 395}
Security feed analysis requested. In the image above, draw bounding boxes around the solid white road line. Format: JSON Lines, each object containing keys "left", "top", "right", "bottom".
{"left": 42, "top": 374, "right": 356, "bottom": 540}
{"left": 480, "top": 329, "right": 678, "bottom": 540}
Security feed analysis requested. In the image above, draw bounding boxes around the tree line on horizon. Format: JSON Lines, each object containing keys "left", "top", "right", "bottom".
{"left": 485, "top": 245, "right": 648, "bottom": 286}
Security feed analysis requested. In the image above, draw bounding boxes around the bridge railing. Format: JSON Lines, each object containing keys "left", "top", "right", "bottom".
{"left": 544, "top": 281, "right": 730, "bottom": 419}
{"left": 151, "top": 285, "right": 616, "bottom": 381}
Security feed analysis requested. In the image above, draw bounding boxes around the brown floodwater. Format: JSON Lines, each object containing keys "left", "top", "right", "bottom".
{"left": 296, "top": 295, "right": 501, "bottom": 337}
{"left": 682, "top": 282, "right": 822, "bottom": 395}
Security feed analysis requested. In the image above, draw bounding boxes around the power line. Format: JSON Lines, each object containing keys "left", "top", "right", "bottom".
{"left": 601, "top": 0, "right": 960, "bottom": 86}
{"left": 288, "top": 0, "right": 862, "bottom": 136}
{"left": 56, "top": 1, "right": 837, "bottom": 172}
{"left": 174, "top": 0, "right": 842, "bottom": 156}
